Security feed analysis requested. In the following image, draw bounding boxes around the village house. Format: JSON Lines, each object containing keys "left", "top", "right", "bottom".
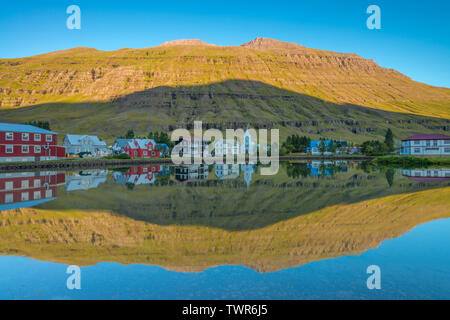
{"left": 123, "top": 138, "right": 161, "bottom": 158}
{"left": 111, "top": 138, "right": 132, "bottom": 154}
{"left": 400, "top": 134, "right": 450, "bottom": 156}
{"left": 308, "top": 140, "right": 348, "bottom": 155}
{"left": 214, "top": 139, "right": 240, "bottom": 156}
{"left": 175, "top": 138, "right": 209, "bottom": 158}
{"left": 0, "top": 123, "right": 65, "bottom": 162}
{"left": 63, "top": 134, "right": 110, "bottom": 158}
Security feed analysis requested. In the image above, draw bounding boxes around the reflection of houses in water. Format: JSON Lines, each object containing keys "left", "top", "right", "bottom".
{"left": 65, "top": 170, "right": 108, "bottom": 191}
{"left": 402, "top": 168, "right": 450, "bottom": 182}
{"left": 215, "top": 164, "right": 240, "bottom": 180}
{"left": 112, "top": 165, "right": 164, "bottom": 185}
{"left": 241, "top": 163, "right": 256, "bottom": 189}
{"left": 307, "top": 161, "right": 348, "bottom": 176}
{"left": 0, "top": 171, "right": 65, "bottom": 211}
{"left": 174, "top": 164, "right": 209, "bottom": 182}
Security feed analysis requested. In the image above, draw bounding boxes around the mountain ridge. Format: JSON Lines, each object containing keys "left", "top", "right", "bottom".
{"left": 0, "top": 37, "right": 449, "bottom": 140}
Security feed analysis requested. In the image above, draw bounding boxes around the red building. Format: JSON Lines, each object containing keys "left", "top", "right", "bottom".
{"left": 123, "top": 139, "right": 161, "bottom": 158}
{"left": 0, "top": 171, "right": 65, "bottom": 211}
{"left": 0, "top": 123, "right": 65, "bottom": 162}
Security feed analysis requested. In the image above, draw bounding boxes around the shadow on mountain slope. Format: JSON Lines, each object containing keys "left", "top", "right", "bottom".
{"left": 0, "top": 80, "right": 448, "bottom": 143}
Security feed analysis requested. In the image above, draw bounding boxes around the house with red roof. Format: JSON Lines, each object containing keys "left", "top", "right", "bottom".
{"left": 400, "top": 134, "right": 450, "bottom": 156}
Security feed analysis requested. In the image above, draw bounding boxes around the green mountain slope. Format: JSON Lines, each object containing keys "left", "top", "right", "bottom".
{"left": 0, "top": 38, "right": 449, "bottom": 141}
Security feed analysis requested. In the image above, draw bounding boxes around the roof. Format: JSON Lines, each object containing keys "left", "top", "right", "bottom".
{"left": 403, "top": 134, "right": 450, "bottom": 141}
{"left": 65, "top": 134, "right": 107, "bottom": 146}
{"left": 0, "top": 123, "right": 56, "bottom": 134}
{"left": 126, "top": 138, "right": 157, "bottom": 149}
{"left": 310, "top": 140, "right": 331, "bottom": 148}
{"left": 113, "top": 138, "right": 132, "bottom": 148}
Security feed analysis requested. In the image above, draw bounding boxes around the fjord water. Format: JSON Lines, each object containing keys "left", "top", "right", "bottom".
{"left": 0, "top": 161, "right": 449, "bottom": 299}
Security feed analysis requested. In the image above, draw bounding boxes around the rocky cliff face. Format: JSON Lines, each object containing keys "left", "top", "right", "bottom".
{"left": 0, "top": 38, "right": 449, "bottom": 140}
{"left": 0, "top": 38, "right": 448, "bottom": 115}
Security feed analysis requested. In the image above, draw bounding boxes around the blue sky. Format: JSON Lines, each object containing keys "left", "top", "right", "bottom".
{"left": 0, "top": 0, "right": 449, "bottom": 87}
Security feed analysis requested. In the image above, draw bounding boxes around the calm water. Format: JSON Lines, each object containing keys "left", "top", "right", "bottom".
{"left": 0, "top": 161, "right": 449, "bottom": 299}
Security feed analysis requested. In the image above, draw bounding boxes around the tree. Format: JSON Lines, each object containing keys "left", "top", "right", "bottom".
{"left": 125, "top": 129, "right": 135, "bottom": 139}
{"left": 384, "top": 128, "right": 394, "bottom": 152}
{"left": 26, "top": 120, "right": 51, "bottom": 130}
{"left": 360, "top": 140, "right": 388, "bottom": 156}
{"left": 318, "top": 139, "right": 327, "bottom": 156}
{"left": 385, "top": 169, "right": 395, "bottom": 187}
{"left": 327, "top": 140, "right": 337, "bottom": 154}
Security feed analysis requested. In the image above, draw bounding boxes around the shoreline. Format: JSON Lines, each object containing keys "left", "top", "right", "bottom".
{"left": 0, "top": 155, "right": 374, "bottom": 172}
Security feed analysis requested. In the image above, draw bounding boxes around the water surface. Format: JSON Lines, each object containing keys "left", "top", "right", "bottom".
{"left": 0, "top": 161, "right": 449, "bottom": 299}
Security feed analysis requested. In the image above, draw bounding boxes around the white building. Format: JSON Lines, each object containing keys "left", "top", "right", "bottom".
{"left": 400, "top": 134, "right": 450, "bottom": 156}
{"left": 63, "top": 134, "right": 110, "bottom": 157}
{"left": 214, "top": 139, "right": 240, "bottom": 156}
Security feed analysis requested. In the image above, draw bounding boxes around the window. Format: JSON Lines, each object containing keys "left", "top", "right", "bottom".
{"left": 34, "top": 134, "right": 41, "bottom": 141}
{"left": 46, "top": 134, "right": 52, "bottom": 142}
{"left": 5, "top": 181, "right": 13, "bottom": 190}
{"left": 152, "top": 151, "right": 156, "bottom": 156}
{"left": 5, "top": 132, "right": 13, "bottom": 140}
{"left": 22, "top": 145, "right": 29, "bottom": 153}
{"left": 444, "top": 140, "right": 450, "bottom": 145}
{"left": 21, "top": 192, "right": 29, "bottom": 202}
{"left": 414, "top": 148, "right": 421, "bottom": 153}
{"left": 34, "top": 146, "right": 41, "bottom": 153}
{"left": 432, "top": 140, "right": 438, "bottom": 147}
{"left": 143, "top": 151, "right": 148, "bottom": 156}
{"left": 5, "top": 145, "right": 13, "bottom": 153}
{"left": 33, "top": 191, "right": 41, "bottom": 200}
{"left": 33, "top": 179, "right": 41, "bottom": 188}
{"left": 5, "top": 194, "right": 13, "bottom": 203}
{"left": 22, "top": 133, "right": 29, "bottom": 141}
{"left": 45, "top": 190, "right": 52, "bottom": 198}
{"left": 21, "top": 180, "right": 29, "bottom": 189}
{"left": 445, "top": 148, "right": 450, "bottom": 153}
{"left": 413, "top": 140, "right": 420, "bottom": 145}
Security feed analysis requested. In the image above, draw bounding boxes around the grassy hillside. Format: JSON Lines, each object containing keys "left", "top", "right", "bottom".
{"left": 0, "top": 38, "right": 449, "bottom": 143}
{"left": 1, "top": 187, "right": 449, "bottom": 272}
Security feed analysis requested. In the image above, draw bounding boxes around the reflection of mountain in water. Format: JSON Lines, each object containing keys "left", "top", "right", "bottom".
{"left": 1, "top": 186, "right": 449, "bottom": 272}
{"left": 0, "top": 171, "right": 65, "bottom": 211}
{"left": 33, "top": 162, "right": 450, "bottom": 231}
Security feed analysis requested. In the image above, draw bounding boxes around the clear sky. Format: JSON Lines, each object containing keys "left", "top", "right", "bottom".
{"left": 0, "top": 0, "right": 449, "bottom": 87}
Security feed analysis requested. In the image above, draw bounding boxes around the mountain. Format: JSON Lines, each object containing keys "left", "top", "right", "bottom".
{"left": 0, "top": 38, "right": 449, "bottom": 141}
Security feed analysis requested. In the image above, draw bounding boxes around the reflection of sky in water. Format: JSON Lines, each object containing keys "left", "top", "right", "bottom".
{"left": 1, "top": 218, "right": 449, "bottom": 300}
